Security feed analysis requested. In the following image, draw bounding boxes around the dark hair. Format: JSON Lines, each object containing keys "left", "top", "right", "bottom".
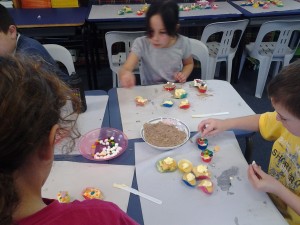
{"left": 146, "top": 0, "right": 179, "bottom": 38}
{"left": 268, "top": 59, "right": 300, "bottom": 119}
{"left": 0, "top": 55, "right": 80, "bottom": 225}
{"left": 0, "top": 4, "right": 15, "bottom": 33}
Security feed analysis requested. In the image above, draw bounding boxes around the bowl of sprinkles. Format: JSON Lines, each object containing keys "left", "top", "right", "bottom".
{"left": 141, "top": 117, "right": 190, "bottom": 151}
{"left": 79, "top": 128, "right": 128, "bottom": 161}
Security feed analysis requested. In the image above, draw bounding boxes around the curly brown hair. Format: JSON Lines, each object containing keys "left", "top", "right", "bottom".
{"left": 0, "top": 54, "right": 80, "bottom": 225}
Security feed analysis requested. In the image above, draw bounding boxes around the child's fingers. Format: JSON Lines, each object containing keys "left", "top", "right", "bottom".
{"left": 252, "top": 164, "right": 264, "bottom": 179}
{"left": 201, "top": 124, "right": 216, "bottom": 137}
{"left": 174, "top": 72, "right": 186, "bottom": 83}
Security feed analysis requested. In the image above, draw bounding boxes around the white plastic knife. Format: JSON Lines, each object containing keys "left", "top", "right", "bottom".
{"left": 113, "top": 183, "right": 162, "bottom": 205}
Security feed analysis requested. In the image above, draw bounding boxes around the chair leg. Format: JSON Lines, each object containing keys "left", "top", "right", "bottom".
{"left": 226, "top": 57, "right": 233, "bottom": 83}
{"left": 215, "top": 62, "right": 221, "bottom": 78}
{"left": 272, "top": 61, "right": 281, "bottom": 77}
{"left": 255, "top": 58, "right": 272, "bottom": 98}
{"left": 207, "top": 58, "right": 217, "bottom": 80}
{"left": 112, "top": 72, "right": 117, "bottom": 88}
{"left": 238, "top": 51, "right": 247, "bottom": 80}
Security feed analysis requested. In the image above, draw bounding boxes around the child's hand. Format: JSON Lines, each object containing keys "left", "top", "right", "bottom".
{"left": 198, "top": 118, "right": 225, "bottom": 137}
{"left": 174, "top": 72, "right": 188, "bottom": 83}
{"left": 248, "top": 163, "right": 281, "bottom": 194}
{"left": 119, "top": 71, "right": 136, "bottom": 88}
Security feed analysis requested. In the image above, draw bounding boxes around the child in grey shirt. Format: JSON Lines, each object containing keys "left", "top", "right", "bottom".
{"left": 119, "top": 0, "right": 194, "bottom": 87}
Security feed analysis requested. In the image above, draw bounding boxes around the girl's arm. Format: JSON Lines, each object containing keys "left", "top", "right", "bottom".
{"left": 118, "top": 52, "right": 139, "bottom": 88}
{"left": 175, "top": 56, "right": 194, "bottom": 83}
{"left": 249, "top": 164, "right": 300, "bottom": 215}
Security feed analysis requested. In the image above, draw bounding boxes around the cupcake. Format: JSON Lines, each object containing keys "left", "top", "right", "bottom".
{"left": 174, "top": 89, "right": 187, "bottom": 99}
{"left": 178, "top": 159, "right": 193, "bottom": 173}
{"left": 197, "top": 138, "right": 208, "bottom": 150}
{"left": 57, "top": 191, "right": 71, "bottom": 203}
{"left": 161, "top": 100, "right": 174, "bottom": 108}
{"left": 197, "top": 179, "right": 214, "bottom": 194}
{"left": 192, "top": 164, "right": 211, "bottom": 180}
{"left": 198, "top": 82, "right": 207, "bottom": 93}
{"left": 179, "top": 99, "right": 190, "bottom": 109}
{"left": 135, "top": 96, "right": 148, "bottom": 106}
{"left": 163, "top": 82, "right": 176, "bottom": 91}
{"left": 156, "top": 157, "right": 177, "bottom": 172}
{"left": 182, "top": 172, "right": 197, "bottom": 187}
{"left": 201, "top": 149, "right": 214, "bottom": 163}
{"left": 123, "top": 6, "right": 133, "bottom": 13}
{"left": 82, "top": 187, "right": 104, "bottom": 200}
{"left": 136, "top": 10, "right": 143, "bottom": 16}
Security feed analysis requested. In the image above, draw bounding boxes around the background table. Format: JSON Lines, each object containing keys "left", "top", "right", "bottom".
{"left": 108, "top": 80, "right": 255, "bottom": 138}
{"left": 8, "top": 7, "right": 94, "bottom": 89}
{"left": 88, "top": 2, "right": 242, "bottom": 26}
{"left": 230, "top": 0, "right": 300, "bottom": 26}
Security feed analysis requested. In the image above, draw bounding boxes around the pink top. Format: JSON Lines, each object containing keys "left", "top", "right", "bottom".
{"left": 17, "top": 199, "right": 139, "bottom": 225}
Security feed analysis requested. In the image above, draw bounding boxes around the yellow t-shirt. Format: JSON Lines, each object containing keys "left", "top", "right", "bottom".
{"left": 259, "top": 112, "right": 300, "bottom": 225}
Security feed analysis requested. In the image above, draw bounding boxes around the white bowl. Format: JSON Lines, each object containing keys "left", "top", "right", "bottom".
{"left": 141, "top": 117, "right": 190, "bottom": 150}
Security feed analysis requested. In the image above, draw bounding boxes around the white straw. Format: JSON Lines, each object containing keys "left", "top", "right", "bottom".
{"left": 192, "top": 112, "right": 229, "bottom": 118}
{"left": 113, "top": 183, "right": 162, "bottom": 205}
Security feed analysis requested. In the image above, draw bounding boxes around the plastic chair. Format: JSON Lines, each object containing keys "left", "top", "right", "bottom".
{"left": 105, "top": 31, "right": 145, "bottom": 87}
{"left": 43, "top": 44, "right": 75, "bottom": 76}
{"left": 200, "top": 19, "right": 249, "bottom": 82}
{"left": 189, "top": 38, "right": 209, "bottom": 79}
{"left": 238, "top": 20, "right": 300, "bottom": 98}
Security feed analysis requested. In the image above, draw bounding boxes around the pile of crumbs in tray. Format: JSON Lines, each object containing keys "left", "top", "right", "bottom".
{"left": 143, "top": 121, "right": 187, "bottom": 147}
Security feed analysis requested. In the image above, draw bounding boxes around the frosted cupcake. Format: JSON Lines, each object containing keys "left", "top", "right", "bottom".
{"left": 192, "top": 164, "right": 211, "bottom": 179}
{"left": 82, "top": 187, "right": 104, "bottom": 200}
{"left": 156, "top": 157, "right": 177, "bottom": 172}
{"left": 197, "top": 179, "right": 214, "bottom": 194}
{"left": 178, "top": 159, "right": 193, "bottom": 173}
{"left": 174, "top": 89, "right": 187, "bottom": 99}
{"left": 163, "top": 82, "right": 176, "bottom": 91}
{"left": 182, "top": 172, "right": 197, "bottom": 187}
{"left": 197, "top": 138, "right": 208, "bottom": 150}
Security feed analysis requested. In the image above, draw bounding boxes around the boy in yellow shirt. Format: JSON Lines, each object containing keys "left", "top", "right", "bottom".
{"left": 198, "top": 60, "right": 300, "bottom": 225}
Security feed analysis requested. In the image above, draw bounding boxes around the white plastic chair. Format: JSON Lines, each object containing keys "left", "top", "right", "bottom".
{"left": 43, "top": 44, "right": 75, "bottom": 76}
{"left": 105, "top": 31, "right": 145, "bottom": 87}
{"left": 189, "top": 38, "right": 209, "bottom": 79}
{"left": 238, "top": 20, "right": 300, "bottom": 98}
{"left": 200, "top": 19, "right": 249, "bottom": 82}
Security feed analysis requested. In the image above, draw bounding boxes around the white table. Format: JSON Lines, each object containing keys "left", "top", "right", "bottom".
{"left": 43, "top": 161, "right": 135, "bottom": 212}
{"left": 135, "top": 131, "right": 287, "bottom": 225}
{"left": 110, "top": 80, "right": 255, "bottom": 139}
{"left": 88, "top": 2, "right": 242, "bottom": 21}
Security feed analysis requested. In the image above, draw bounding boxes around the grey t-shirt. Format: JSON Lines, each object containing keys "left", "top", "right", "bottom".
{"left": 131, "top": 34, "right": 191, "bottom": 85}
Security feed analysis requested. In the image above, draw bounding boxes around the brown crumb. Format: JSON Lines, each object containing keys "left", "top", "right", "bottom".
{"left": 143, "top": 121, "right": 187, "bottom": 147}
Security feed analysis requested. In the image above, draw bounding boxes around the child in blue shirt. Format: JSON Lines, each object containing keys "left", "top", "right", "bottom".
{"left": 0, "top": 5, "right": 69, "bottom": 82}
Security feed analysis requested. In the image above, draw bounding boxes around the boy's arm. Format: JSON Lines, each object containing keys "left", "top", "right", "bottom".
{"left": 199, "top": 114, "right": 261, "bottom": 137}
{"left": 275, "top": 183, "right": 300, "bottom": 215}
{"left": 175, "top": 56, "right": 194, "bottom": 83}
{"left": 249, "top": 164, "right": 300, "bottom": 215}
{"left": 118, "top": 52, "right": 139, "bottom": 88}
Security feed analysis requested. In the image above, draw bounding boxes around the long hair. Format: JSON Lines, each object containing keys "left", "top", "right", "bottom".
{"left": 0, "top": 54, "right": 80, "bottom": 225}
